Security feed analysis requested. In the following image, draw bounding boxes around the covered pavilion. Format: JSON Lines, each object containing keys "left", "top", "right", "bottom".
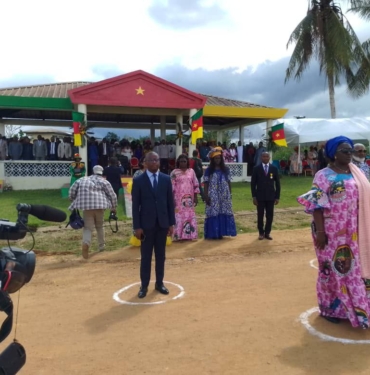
{"left": 0, "top": 70, "right": 288, "bottom": 166}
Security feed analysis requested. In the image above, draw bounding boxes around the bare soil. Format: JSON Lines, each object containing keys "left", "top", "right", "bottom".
{"left": 5, "top": 228, "right": 370, "bottom": 375}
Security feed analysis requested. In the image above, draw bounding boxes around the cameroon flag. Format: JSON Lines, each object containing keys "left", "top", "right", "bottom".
{"left": 191, "top": 109, "right": 203, "bottom": 145}
{"left": 72, "top": 111, "right": 84, "bottom": 147}
{"left": 271, "top": 123, "right": 287, "bottom": 147}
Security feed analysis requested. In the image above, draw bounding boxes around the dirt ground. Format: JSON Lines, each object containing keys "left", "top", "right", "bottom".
{"left": 5, "top": 228, "right": 370, "bottom": 375}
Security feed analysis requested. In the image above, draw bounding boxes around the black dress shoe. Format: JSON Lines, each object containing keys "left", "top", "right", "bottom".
{"left": 155, "top": 283, "right": 169, "bottom": 295}
{"left": 264, "top": 235, "right": 273, "bottom": 240}
{"left": 138, "top": 287, "right": 148, "bottom": 299}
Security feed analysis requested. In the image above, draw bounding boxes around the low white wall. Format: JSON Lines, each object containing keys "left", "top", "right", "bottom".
{"left": 7, "top": 176, "right": 70, "bottom": 190}
{"left": 202, "top": 162, "right": 248, "bottom": 182}
{"left": 0, "top": 160, "right": 71, "bottom": 191}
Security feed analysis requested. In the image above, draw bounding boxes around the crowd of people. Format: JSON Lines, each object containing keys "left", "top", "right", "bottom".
{"left": 0, "top": 134, "right": 79, "bottom": 161}
{"left": 5, "top": 130, "right": 370, "bottom": 328}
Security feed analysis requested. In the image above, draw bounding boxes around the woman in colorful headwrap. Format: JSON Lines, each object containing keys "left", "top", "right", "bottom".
{"left": 298, "top": 136, "right": 370, "bottom": 328}
{"left": 170, "top": 154, "right": 200, "bottom": 241}
{"left": 70, "top": 153, "right": 86, "bottom": 186}
{"left": 203, "top": 147, "right": 237, "bottom": 239}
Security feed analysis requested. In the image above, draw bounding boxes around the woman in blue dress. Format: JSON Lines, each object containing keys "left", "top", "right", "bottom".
{"left": 204, "top": 147, "right": 237, "bottom": 239}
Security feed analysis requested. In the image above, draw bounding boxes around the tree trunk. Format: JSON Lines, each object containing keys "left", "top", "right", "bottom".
{"left": 328, "top": 74, "right": 336, "bottom": 119}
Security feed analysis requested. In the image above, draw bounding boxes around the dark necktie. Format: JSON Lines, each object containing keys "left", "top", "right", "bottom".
{"left": 264, "top": 165, "right": 268, "bottom": 175}
{"left": 153, "top": 173, "right": 158, "bottom": 190}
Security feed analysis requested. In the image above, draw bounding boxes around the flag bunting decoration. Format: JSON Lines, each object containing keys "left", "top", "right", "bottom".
{"left": 271, "top": 123, "right": 287, "bottom": 147}
{"left": 191, "top": 109, "right": 203, "bottom": 145}
{"left": 72, "top": 111, "right": 85, "bottom": 147}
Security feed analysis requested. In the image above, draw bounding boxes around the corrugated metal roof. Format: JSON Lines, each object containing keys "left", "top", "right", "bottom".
{"left": 202, "top": 94, "right": 267, "bottom": 108}
{"left": 0, "top": 82, "right": 268, "bottom": 108}
{"left": 0, "top": 82, "right": 90, "bottom": 99}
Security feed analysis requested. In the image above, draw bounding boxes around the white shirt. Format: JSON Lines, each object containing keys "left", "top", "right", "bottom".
{"left": 237, "top": 146, "right": 244, "bottom": 162}
{"left": 158, "top": 144, "right": 169, "bottom": 158}
{"left": 168, "top": 145, "right": 176, "bottom": 159}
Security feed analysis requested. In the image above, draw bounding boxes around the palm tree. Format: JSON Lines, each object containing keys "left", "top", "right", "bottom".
{"left": 285, "top": 0, "right": 369, "bottom": 118}
{"left": 349, "top": 0, "right": 370, "bottom": 19}
{"left": 347, "top": 1, "right": 370, "bottom": 97}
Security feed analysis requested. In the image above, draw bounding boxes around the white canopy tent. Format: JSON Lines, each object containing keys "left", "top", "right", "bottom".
{"left": 274, "top": 117, "right": 370, "bottom": 146}
{"left": 241, "top": 118, "right": 370, "bottom": 146}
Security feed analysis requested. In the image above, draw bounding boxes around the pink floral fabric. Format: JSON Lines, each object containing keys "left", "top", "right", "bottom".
{"left": 298, "top": 167, "right": 370, "bottom": 328}
{"left": 170, "top": 168, "right": 200, "bottom": 241}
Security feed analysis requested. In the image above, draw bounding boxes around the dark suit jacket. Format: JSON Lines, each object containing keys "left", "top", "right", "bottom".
{"left": 251, "top": 163, "right": 280, "bottom": 201}
{"left": 103, "top": 166, "right": 122, "bottom": 191}
{"left": 47, "top": 142, "right": 59, "bottom": 156}
{"left": 132, "top": 171, "right": 176, "bottom": 230}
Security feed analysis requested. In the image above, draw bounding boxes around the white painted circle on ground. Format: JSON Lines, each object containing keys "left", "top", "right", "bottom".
{"left": 113, "top": 281, "right": 185, "bottom": 305}
{"left": 299, "top": 307, "right": 370, "bottom": 344}
{"left": 310, "top": 259, "right": 318, "bottom": 270}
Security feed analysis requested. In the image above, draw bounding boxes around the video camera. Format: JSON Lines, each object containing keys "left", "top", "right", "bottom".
{"left": 0, "top": 203, "right": 66, "bottom": 374}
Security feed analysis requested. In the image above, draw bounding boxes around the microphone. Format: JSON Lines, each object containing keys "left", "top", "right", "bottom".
{"left": 16, "top": 204, "right": 67, "bottom": 222}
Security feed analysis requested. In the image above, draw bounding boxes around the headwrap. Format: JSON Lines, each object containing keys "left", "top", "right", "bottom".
{"left": 74, "top": 153, "right": 81, "bottom": 159}
{"left": 325, "top": 136, "right": 354, "bottom": 159}
{"left": 207, "top": 147, "right": 223, "bottom": 159}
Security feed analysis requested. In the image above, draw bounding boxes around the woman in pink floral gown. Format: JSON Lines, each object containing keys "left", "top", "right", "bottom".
{"left": 298, "top": 136, "right": 370, "bottom": 328}
{"left": 170, "top": 154, "right": 200, "bottom": 241}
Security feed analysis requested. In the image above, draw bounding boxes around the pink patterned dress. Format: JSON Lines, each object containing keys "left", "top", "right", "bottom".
{"left": 298, "top": 167, "right": 370, "bottom": 328}
{"left": 170, "top": 168, "right": 200, "bottom": 241}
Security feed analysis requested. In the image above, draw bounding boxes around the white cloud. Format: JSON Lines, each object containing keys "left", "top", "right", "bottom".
{"left": 1, "top": 0, "right": 367, "bottom": 81}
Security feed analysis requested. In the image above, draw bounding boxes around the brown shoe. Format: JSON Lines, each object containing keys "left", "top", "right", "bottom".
{"left": 82, "top": 243, "right": 89, "bottom": 259}
{"left": 258, "top": 235, "right": 264, "bottom": 240}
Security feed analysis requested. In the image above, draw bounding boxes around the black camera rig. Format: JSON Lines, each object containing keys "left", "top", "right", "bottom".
{"left": 0, "top": 203, "right": 66, "bottom": 374}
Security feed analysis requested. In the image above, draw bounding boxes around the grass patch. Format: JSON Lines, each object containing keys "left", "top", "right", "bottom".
{"left": 0, "top": 176, "right": 313, "bottom": 255}
{"left": 195, "top": 176, "right": 312, "bottom": 214}
{"left": 0, "top": 189, "right": 128, "bottom": 226}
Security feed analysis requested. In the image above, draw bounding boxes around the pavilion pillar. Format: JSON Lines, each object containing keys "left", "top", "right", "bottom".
{"left": 217, "top": 131, "right": 223, "bottom": 145}
{"left": 77, "top": 104, "right": 88, "bottom": 168}
{"left": 239, "top": 125, "right": 245, "bottom": 144}
{"left": 160, "top": 116, "right": 166, "bottom": 140}
{"left": 188, "top": 108, "right": 197, "bottom": 157}
{"left": 150, "top": 127, "right": 155, "bottom": 145}
{"left": 176, "top": 113, "right": 183, "bottom": 157}
{"left": 266, "top": 119, "right": 273, "bottom": 158}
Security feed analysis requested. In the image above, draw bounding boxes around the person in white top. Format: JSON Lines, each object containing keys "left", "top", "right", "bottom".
{"left": 237, "top": 141, "right": 244, "bottom": 163}
{"left": 121, "top": 142, "right": 133, "bottom": 161}
{"left": 57, "top": 137, "right": 72, "bottom": 160}
{"left": 158, "top": 139, "right": 170, "bottom": 174}
{"left": 0, "top": 135, "right": 8, "bottom": 160}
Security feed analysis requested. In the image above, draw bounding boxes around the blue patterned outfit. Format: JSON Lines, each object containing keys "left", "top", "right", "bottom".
{"left": 204, "top": 168, "right": 237, "bottom": 239}
{"left": 352, "top": 160, "right": 370, "bottom": 181}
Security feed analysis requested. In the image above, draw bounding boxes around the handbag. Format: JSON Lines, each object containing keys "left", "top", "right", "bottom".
{"left": 66, "top": 209, "right": 84, "bottom": 230}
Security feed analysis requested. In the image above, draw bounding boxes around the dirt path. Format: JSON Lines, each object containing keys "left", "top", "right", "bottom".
{"left": 6, "top": 229, "right": 370, "bottom": 375}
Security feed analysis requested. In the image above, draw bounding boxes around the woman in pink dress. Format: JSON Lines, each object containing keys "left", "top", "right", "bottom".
{"left": 298, "top": 136, "right": 370, "bottom": 328}
{"left": 170, "top": 154, "right": 200, "bottom": 241}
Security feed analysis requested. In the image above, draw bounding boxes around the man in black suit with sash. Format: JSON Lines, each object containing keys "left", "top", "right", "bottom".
{"left": 132, "top": 151, "right": 176, "bottom": 298}
{"left": 251, "top": 152, "right": 280, "bottom": 240}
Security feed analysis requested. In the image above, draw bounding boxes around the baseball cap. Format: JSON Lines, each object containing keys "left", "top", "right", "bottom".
{"left": 93, "top": 165, "right": 104, "bottom": 175}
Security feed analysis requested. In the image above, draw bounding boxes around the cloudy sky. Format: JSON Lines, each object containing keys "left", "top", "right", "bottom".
{"left": 1, "top": 0, "right": 369, "bottom": 128}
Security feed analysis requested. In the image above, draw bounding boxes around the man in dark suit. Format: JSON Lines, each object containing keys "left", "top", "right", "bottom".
{"left": 98, "top": 138, "right": 109, "bottom": 167}
{"left": 132, "top": 151, "right": 176, "bottom": 298}
{"left": 47, "top": 136, "right": 59, "bottom": 160}
{"left": 251, "top": 152, "right": 280, "bottom": 240}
